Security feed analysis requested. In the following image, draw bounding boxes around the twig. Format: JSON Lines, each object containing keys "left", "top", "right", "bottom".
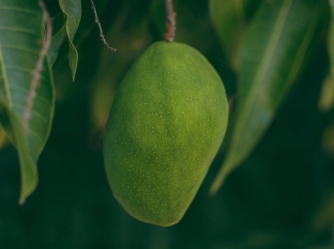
{"left": 23, "top": 0, "right": 52, "bottom": 130}
{"left": 90, "top": 0, "right": 117, "bottom": 51}
{"left": 164, "top": 0, "right": 176, "bottom": 42}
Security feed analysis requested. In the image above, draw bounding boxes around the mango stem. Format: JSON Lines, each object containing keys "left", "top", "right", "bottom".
{"left": 164, "top": 0, "right": 176, "bottom": 42}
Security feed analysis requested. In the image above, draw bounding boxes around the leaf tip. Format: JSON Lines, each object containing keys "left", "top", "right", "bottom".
{"left": 209, "top": 160, "right": 234, "bottom": 195}
{"left": 208, "top": 175, "right": 226, "bottom": 196}
{"left": 69, "top": 56, "right": 77, "bottom": 82}
{"left": 18, "top": 168, "right": 38, "bottom": 206}
{"left": 18, "top": 196, "right": 26, "bottom": 205}
{"left": 18, "top": 182, "right": 37, "bottom": 205}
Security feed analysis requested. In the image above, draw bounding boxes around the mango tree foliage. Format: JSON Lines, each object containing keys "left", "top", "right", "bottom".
{"left": 0, "top": 0, "right": 55, "bottom": 203}
{"left": 210, "top": 0, "right": 328, "bottom": 194}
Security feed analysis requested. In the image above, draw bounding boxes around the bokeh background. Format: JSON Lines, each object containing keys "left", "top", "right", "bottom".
{"left": 1, "top": 0, "right": 334, "bottom": 248}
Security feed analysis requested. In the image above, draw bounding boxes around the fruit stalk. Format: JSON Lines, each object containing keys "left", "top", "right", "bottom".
{"left": 164, "top": 0, "right": 176, "bottom": 42}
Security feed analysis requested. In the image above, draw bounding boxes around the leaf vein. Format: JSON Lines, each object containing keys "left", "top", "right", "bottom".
{"left": 0, "top": 26, "right": 40, "bottom": 37}
{"left": 9, "top": 85, "right": 51, "bottom": 105}
{"left": 1, "top": 45, "right": 39, "bottom": 55}
{"left": 13, "top": 103, "right": 48, "bottom": 123}
{"left": 0, "top": 6, "right": 40, "bottom": 16}
{"left": 26, "top": 127, "right": 43, "bottom": 143}
{"left": 6, "top": 65, "right": 47, "bottom": 82}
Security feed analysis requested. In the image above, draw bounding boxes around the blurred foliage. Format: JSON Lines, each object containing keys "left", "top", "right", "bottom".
{"left": 1, "top": 0, "right": 334, "bottom": 248}
{"left": 319, "top": 0, "right": 334, "bottom": 113}
{"left": 210, "top": 0, "right": 329, "bottom": 194}
{"left": 210, "top": 0, "right": 262, "bottom": 69}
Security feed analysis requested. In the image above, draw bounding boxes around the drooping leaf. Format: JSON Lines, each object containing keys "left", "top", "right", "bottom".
{"left": 319, "top": 73, "right": 334, "bottom": 112}
{"left": 49, "top": 12, "right": 66, "bottom": 66}
{"left": 210, "top": 0, "right": 262, "bottom": 69}
{"left": 321, "top": 122, "right": 334, "bottom": 158}
{"left": 210, "top": 0, "right": 327, "bottom": 194}
{"left": 318, "top": 2, "right": 334, "bottom": 112}
{"left": 59, "top": 0, "right": 81, "bottom": 81}
{"left": 0, "top": 0, "right": 55, "bottom": 203}
{"left": 329, "top": 1, "right": 334, "bottom": 67}
{"left": 0, "top": 123, "right": 7, "bottom": 149}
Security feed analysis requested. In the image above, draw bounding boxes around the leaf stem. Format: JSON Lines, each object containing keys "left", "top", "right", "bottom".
{"left": 23, "top": 0, "right": 52, "bottom": 131}
{"left": 90, "top": 0, "right": 117, "bottom": 51}
{"left": 164, "top": 0, "right": 176, "bottom": 42}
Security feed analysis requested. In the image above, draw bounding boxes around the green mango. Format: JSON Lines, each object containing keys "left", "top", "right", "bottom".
{"left": 104, "top": 41, "right": 228, "bottom": 227}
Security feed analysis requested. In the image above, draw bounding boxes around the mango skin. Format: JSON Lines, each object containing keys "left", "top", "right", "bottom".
{"left": 104, "top": 42, "right": 228, "bottom": 226}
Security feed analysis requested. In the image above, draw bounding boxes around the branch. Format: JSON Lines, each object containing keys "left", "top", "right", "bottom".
{"left": 90, "top": 0, "right": 117, "bottom": 51}
{"left": 164, "top": 0, "right": 176, "bottom": 42}
{"left": 23, "top": 0, "right": 52, "bottom": 130}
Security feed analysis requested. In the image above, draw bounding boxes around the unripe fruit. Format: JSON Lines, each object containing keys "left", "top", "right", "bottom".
{"left": 104, "top": 42, "right": 228, "bottom": 226}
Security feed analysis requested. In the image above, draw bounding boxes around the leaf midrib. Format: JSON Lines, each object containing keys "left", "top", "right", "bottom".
{"left": 0, "top": 6, "right": 40, "bottom": 16}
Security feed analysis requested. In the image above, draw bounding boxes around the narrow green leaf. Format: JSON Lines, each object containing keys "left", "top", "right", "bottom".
{"left": 329, "top": 1, "right": 334, "bottom": 67}
{"left": 0, "top": 103, "right": 37, "bottom": 203}
{"left": 210, "top": 0, "right": 262, "bottom": 69}
{"left": 59, "top": 0, "right": 81, "bottom": 81}
{"left": 210, "top": 0, "right": 326, "bottom": 194}
{"left": 318, "top": 2, "right": 334, "bottom": 112}
{"left": 0, "top": 123, "right": 7, "bottom": 149}
{"left": 0, "top": 0, "right": 55, "bottom": 203}
{"left": 49, "top": 13, "right": 66, "bottom": 66}
{"left": 319, "top": 73, "right": 334, "bottom": 112}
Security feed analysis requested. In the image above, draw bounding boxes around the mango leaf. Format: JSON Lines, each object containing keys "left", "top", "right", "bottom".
{"left": 210, "top": 0, "right": 326, "bottom": 194}
{"left": 318, "top": 2, "right": 334, "bottom": 112}
{"left": 210, "top": 0, "right": 262, "bottom": 69}
{"left": 59, "top": 0, "right": 81, "bottom": 81}
{"left": 329, "top": 0, "right": 334, "bottom": 67}
{"left": 49, "top": 13, "right": 66, "bottom": 66}
{"left": 0, "top": 0, "right": 55, "bottom": 203}
{"left": 319, "top": 73, "right": 334, "bottom": 112}
{"left": 0, "top": 124, "right": 7, "bottom": 149}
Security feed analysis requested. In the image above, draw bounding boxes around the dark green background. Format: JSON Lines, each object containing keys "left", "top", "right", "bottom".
{"left": 1, "top": 0, "right": 334, "bottom": 248}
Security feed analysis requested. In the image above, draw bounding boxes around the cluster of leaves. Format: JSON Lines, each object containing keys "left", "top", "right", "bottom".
{"left": 210, "top": 0, "right": 331, "bottom": 193}
{"left": 0, "top": 0, "right": 81, "bottom": 203}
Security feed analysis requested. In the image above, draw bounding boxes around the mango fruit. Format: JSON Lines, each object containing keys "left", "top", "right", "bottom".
{"left": 104, "top": 41, "right": 228, "bottom": 226}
